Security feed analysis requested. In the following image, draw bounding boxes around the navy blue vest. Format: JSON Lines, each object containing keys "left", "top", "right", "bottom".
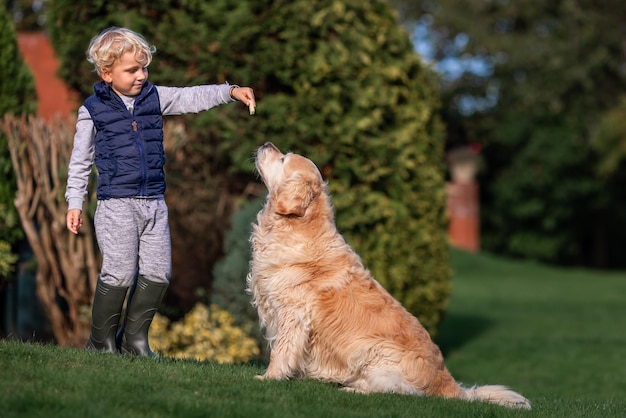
{"left": 84, "top": 81, "right": 165, "bottom": 200}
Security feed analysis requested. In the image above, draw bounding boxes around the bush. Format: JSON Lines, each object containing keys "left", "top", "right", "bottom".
{"left": 205, "top": 0, "right": 450, "bottom": 335}
{"left": 0, "top": 203, "right": 20, "bottom": 281}
{"left": 0, "top": 241, "right": 18, "bottom": 280}
{"left": 149, "top": 304, "right": 260, "bottom": 364}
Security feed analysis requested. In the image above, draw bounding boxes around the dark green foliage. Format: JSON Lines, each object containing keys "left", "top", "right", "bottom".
{"left": 0, "top": 5, "right": 36, "bottom": 278}
{"left": 394, "top": 0, "right": 626, "bottom": 267}
{"left": 47, "top": 0, "right": 449, "bottom": 333}
{"left": 211, "top": 197, "right": 263, "bottom": 341}
{"left": 9, "top": 0, "right": 47, "bottom": 31}
{"left": 0, "top": 5, "right": 37, "bottom": 118}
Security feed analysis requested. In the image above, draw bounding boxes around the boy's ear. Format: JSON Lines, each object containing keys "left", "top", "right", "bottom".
{"left": 101, "top": 71, "right": 112, "bottom": 83}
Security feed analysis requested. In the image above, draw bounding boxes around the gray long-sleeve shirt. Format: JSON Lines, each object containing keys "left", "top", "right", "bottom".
{"left": 65, "top": 83, "right": 235, "bottom": 211}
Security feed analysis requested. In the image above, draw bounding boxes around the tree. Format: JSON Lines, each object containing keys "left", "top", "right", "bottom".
{"left": 47, "top": 0, "right": 450, "bottom": 333}
{"left": 389, "top": 0, "right": 626, "bottom": 267}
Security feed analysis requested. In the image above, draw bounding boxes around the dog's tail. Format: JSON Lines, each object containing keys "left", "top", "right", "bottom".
{"left": 461, "top": 385, "right": 531, "bottom": 410}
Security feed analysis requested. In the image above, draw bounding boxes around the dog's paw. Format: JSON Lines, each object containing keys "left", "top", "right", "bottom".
{"left": 255, "top": 370, "right": 287, "bottom": 380}
{"left": 340, "top": 386, "right": 368, "bottom": 394}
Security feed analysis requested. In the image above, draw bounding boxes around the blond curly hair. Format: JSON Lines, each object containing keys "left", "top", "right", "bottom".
{"left": 86, "top": 27, "right": 156, "bottom": 76}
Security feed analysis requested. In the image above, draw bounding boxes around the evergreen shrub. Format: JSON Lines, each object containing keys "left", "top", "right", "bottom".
{"left": 0, "top": 6, "right": 36, "bottom": 279}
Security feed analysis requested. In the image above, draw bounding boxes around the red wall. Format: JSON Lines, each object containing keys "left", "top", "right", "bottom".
{"left": 17, "top": 32, "right": 78, "bottom": 120}
{"left": 447, "top": 182, "right": 480, "bottom": 252}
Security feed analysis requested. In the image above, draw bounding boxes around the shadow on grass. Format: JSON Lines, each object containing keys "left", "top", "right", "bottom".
{"left": 245, "top": 357, "right": 269, "bottom": 369}
{"left": 435, "top": 313, "right": 493, "bottom": 356}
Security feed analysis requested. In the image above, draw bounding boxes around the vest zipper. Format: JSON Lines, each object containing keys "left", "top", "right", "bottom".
{"left": 133, "top": 119, "right": 148, "bottom": 196}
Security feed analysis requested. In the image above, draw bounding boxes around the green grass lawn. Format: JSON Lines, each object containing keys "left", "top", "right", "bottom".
{"left": 2, "top": 249, "right": 626, "bottom": 418}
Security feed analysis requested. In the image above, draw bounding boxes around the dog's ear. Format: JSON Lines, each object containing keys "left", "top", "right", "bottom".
{"left": 273, "top": 176, "right": 321, "bottom": 217}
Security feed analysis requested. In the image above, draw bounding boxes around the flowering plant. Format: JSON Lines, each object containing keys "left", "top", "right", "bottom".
{"left": 149, "top": 303, "right": 260, "bottom": 363}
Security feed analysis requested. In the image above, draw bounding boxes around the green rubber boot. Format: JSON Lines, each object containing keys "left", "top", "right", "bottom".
{"left": 85, "top": 279, "right": 128, "bottom": 353}
{"left": 117, "top": 276, "right": 168, "bottom": 357}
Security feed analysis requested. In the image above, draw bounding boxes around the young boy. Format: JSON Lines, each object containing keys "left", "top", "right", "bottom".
{"left": 65, "top": 27, "right": 256, "bottom": 357}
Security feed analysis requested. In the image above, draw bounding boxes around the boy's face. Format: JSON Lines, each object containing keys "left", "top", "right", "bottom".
{"left": 101, "top": 51, "right": 148, "bottom": 97}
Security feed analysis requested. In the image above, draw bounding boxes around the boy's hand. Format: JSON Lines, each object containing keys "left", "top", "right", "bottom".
{"left": 67, "top": 209, "right": 83, "bottom": 235}
{"left": 231, "top": 87, "right": 256, "bottom": 114}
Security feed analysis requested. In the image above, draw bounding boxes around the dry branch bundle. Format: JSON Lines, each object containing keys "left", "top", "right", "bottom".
{"left": 2, "top": 114, "right": 99, "bottom": 346}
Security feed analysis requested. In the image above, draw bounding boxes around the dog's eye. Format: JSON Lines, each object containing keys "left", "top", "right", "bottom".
{"left": 280, "top": 157, "right": 285, "bottom": 162}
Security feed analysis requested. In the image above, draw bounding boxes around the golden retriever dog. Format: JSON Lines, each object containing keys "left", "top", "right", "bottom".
{"left": 247, "top": 142, "right": 531, "bottom": 410}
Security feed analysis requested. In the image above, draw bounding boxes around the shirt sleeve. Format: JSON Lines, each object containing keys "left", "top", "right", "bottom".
{"left": 157, "top": 84, "right": 236, "bottom": 115}
{"left": 65, "top": 105, "right": 96, "bottom": 211}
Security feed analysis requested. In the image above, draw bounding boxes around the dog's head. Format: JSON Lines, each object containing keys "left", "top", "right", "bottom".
{"left": 255, "top": 142, "right": 324, "bottom": 217}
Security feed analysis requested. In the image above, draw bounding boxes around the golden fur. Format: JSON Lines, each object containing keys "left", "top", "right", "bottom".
{"left": 247, "top": 142, "right": 531, "bottom": 409}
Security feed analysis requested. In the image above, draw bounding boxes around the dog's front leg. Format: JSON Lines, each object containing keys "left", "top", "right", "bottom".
{"left": 257, "top": 311, "right": 309, "bottom": 380}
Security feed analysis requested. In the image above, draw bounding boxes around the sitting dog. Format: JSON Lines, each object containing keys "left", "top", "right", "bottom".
{"left": 247, "top": 142, "right": 530, "bottom": 409}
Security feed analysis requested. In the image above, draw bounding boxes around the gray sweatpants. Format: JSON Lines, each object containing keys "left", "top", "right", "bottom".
{"left": 94, "top": 197, "right": 172, "bottom": 287}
